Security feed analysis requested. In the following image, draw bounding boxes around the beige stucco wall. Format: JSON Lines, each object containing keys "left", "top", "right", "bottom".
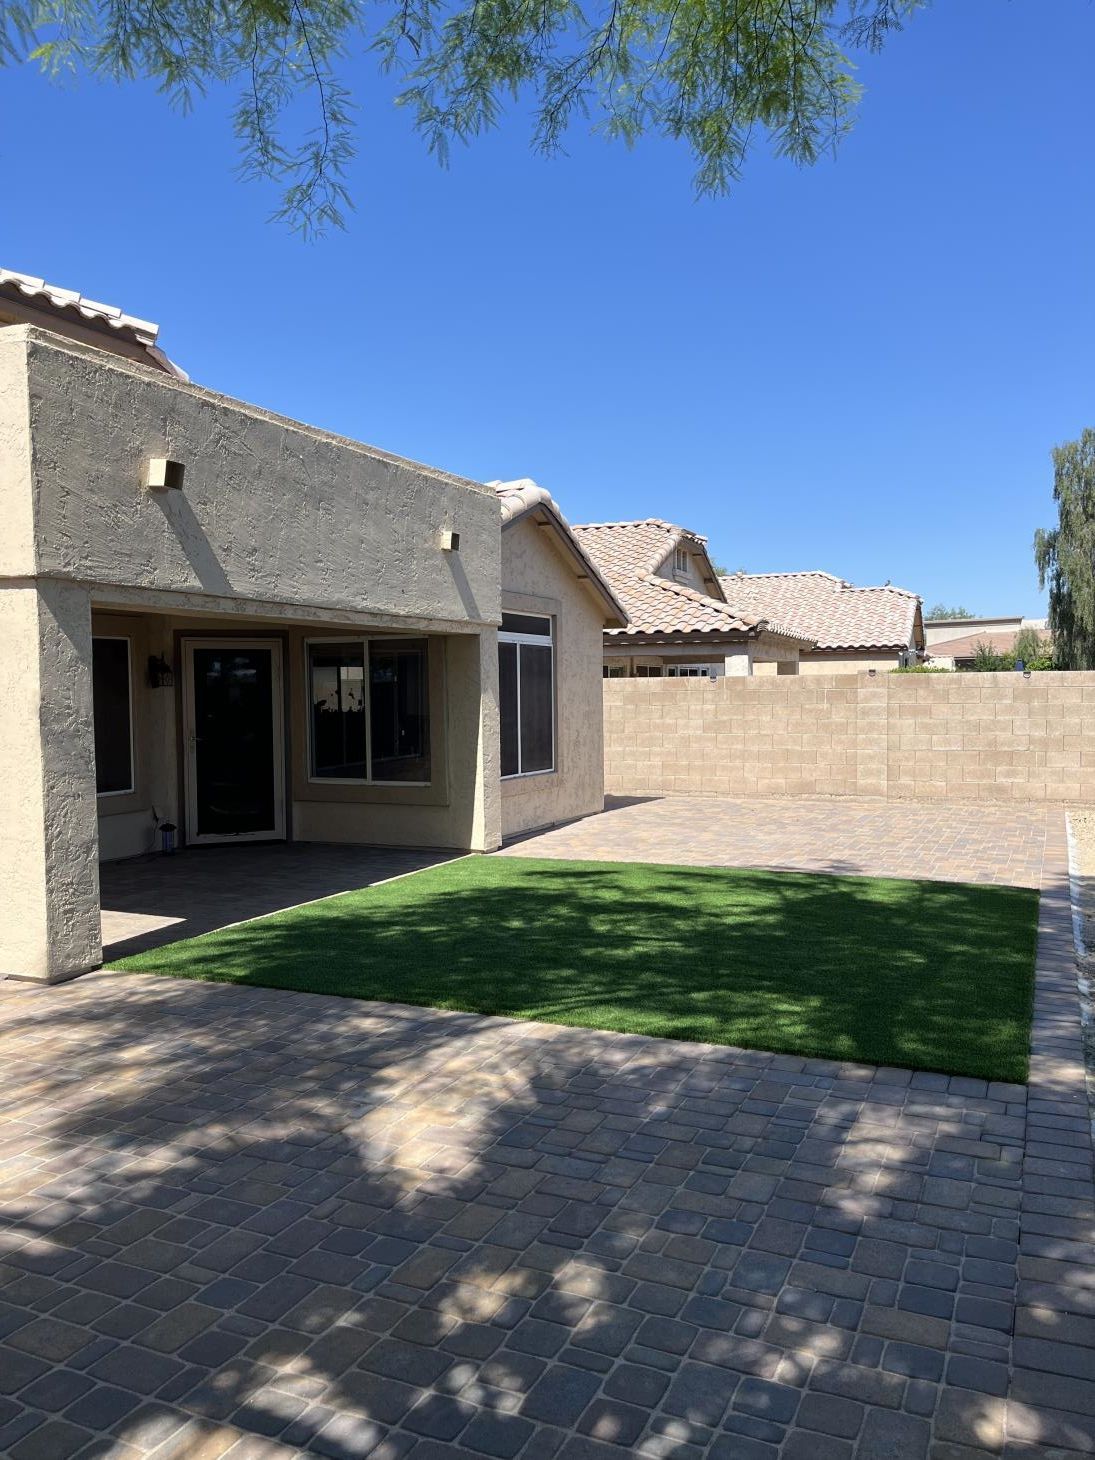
{"left": 798, "top": 650, "right": 907, "bottom": 675}
{"left": 603, "top": 631, "right": 801, "bottom": 678}
{"left": 499, "top": 515, "right": 607, "bottom": 838}
{"left": 9, "top": 325, "right": 500, "bottom": 632}
{"left": 604, "top": 671, "right": 1095, "bottom": 804}
{"left": 0, "top": 583, "right": 101, "bottom": 980}
{"left": 2, "top": 324, "right": 505, "bottom": 978}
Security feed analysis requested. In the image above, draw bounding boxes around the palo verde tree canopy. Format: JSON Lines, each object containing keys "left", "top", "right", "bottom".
{"left": 1, "top": 0, "right": 923, "bottom": 233}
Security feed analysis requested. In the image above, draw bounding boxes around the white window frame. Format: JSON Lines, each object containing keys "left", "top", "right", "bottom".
{"left": 305, "top": 636, "right": 431, "bottom": 787}
{"left": 499, "top": 614, "right": 556, "bottom": 780}
{"left": 673, "top": 547, "right": 690, "bottom": 576}
{"left": 665, "top": 663, "right": 720, "bottom": 679}
{"left": 93, "top": 635, "right": 136, "bottom": 798}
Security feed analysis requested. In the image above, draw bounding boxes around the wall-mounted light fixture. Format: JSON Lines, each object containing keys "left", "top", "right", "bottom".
{"left": 145, "top": 457, "right": 185, "bottom": 492}
{"left": 439, "top": 529, "right": 460, "bottom": 552}
{"left": 868, "top": 668, "right": 877, "bottom": 677}
{"left": 148, "top": 654, "right": 174, "bottom": 689}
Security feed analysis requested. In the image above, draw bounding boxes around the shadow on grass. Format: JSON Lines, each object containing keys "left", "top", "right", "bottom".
{"left": 112, "top": 858, "right": 1040, "bottom": 1083}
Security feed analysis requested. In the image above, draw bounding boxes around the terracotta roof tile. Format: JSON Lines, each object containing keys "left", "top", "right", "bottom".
{"left": 571, "top": 520, "right": 811, "bottom": 643}
{"left": 0, "top": 267, "right": 187, "bottom": 379}
{"left": 492, "top": 481, "right": 627, "bottom": 627}
{"left": 927, "top": 628, "right": 1041, "bottom": 660}
{"left": 719, "top": 570, "right": 921, "bottom": 652}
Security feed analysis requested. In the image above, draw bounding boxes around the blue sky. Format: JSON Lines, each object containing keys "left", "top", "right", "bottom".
{"left": 5, "top": 1, "right": 1092, "bottom": 615}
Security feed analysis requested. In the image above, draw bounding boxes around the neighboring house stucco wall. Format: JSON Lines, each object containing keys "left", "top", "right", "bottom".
{"left": 798, "top": 650, "right": 909, "bottom": 675}
{"left": 500, "top": 514, "right": 606, "bottom": 838}
{"left": 652, "top": 546, "right": 716, "bottom": 596}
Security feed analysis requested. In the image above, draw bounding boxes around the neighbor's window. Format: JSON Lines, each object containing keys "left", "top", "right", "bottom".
{"left": 308, "top": 639, "right": 429, "bottom": 783}
{"left": 673, "top": 547, "right": 689, "bottom": 574}
{"left": 93, "top": 637, "right": 134, "bottom": 795}
{"left": 499, "top": 612, "right": 554, "bottom": 778}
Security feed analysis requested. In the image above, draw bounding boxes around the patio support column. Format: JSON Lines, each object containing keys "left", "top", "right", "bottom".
{"left": 447, "top": 628, "right": 501, "bottom": 852}
{"left": 0, "top": 580, "right": 101, "bottom": 982}
{"left": 724, "top": 646, "right": 753, "bottom": 677}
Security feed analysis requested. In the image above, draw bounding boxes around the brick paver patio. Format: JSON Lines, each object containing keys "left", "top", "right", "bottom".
{"left": 101, "top": 846, "right": 461, "bottom": 962}
{"left": 500, "top": 797, "right": 1051, "bottom": 888}
{"left": 0, "top": 808, "right": 1091, "bottom": 1458}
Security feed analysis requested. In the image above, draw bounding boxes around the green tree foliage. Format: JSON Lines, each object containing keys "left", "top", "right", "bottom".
{"left": 971, "top": 640, "right": 1006, "bottom": 673}
{"left": 0, "top": 0, "right": 923, "bottom": 232}
{"left": 926, "top": 603, "right": 975, "bottom": 619}
{"left": 967, "top": 630, "right": 1053, "bottom": 674}
{"left": 1035, "top": 429, "right": 1095, "bottom": 670}
{"left": 1012, "top": 626, "right": 1053, "bottom": 670}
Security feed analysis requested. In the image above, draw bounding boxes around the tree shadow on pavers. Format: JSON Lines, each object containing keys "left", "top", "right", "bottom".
{"left": 111, "top": 859, "right": 1040, "bottom": 1081}
{"left": 0, "top": 978, "right": 712, "bottom": 1455}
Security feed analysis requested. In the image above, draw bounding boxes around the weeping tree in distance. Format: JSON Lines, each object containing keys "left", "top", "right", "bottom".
{"left": 1, "top": 1, "right": 924, "bottom": 233}
{"left": 1034, "top": 429, "right": 1095, "bottom": 670}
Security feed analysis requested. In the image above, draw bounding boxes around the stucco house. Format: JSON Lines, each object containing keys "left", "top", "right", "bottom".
{"left": 572, "top": 519, "right": 814, "bottom": 676}
{"left": 494, "top": 481, "right": 625, "bottom": 835}
{"left": 924, "top": 615, "right": 1049, "bottom": 669}
{"left": 720, "top": 570, "right": 925, "bottom": 674}
{"left": 0, "top": 275, "right": 623, "bottom": 985}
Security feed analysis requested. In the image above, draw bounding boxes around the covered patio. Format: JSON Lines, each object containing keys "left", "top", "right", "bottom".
{"left": 100, "top": 843, "right": 461, "bottom": 960}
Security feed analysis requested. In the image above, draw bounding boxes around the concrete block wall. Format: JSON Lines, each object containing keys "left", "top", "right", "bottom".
{"left": 603, "top": 671, "right": 1095, "bottom": 805}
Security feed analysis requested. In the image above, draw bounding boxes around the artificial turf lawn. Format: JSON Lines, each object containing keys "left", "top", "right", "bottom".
{"left": 110, "top": 856, "right": 1040, "bottom": 1081}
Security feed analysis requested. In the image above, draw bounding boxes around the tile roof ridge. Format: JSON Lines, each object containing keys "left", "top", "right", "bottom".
{"left": 722, "top": 569, "right": 845, "bottom": 583}
{"left": 845, "top": 582, "right": 921, "bottom": 600}
{"left": 572, "top": 518, "right": 681, "bottom": 533}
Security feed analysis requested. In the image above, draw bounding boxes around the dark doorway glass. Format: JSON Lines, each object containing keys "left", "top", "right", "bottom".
{"left": 192, "top": 647, "right": 278, "bottom": 836}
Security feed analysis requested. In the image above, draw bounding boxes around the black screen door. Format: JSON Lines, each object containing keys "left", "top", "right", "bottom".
{"left": 186, "top": 643, "right": 285, "bottom": 841}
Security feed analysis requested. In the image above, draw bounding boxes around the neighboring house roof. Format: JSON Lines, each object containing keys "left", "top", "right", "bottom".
{"left": 719, "top": 570, "right": 923, "bottom": 652}
{"left": 927, "top": 629, "right": 1039, "bottom": 661}
{"left": 571, "top": 519, "right": 812, "bottom": 644}
{"left": 492, "top": 480, "right": 628, "bottom": 628}
{"left": 0, "top": 267, "right": 187, "bottom": 380}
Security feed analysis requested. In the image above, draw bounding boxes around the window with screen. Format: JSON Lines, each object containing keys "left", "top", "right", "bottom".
{"left": 92, "top": 637, "right": 134, "bottom": 795}
{"left": 499, "top": 613, "right": 554, "bottom": 778}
